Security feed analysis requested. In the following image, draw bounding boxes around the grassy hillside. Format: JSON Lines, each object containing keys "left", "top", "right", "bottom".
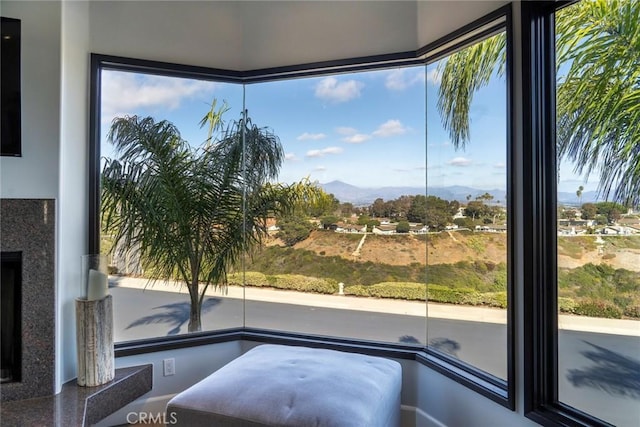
{"left": 245, "top": 232, "right": 640, "bottom": 318}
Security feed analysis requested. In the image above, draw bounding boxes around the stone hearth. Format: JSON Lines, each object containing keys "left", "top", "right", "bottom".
{"left": 0, "top": 199, "right": 55, "bottom": 402}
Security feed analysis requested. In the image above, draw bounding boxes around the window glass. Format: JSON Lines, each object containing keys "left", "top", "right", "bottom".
{"left": 555, "top": 2, "right": 640, "bottom": 425}
{"left": 99, "top": 69, "right": 245, "bottom": 341}
{"left": 243, "top": 67, "right": 428, "bottom": 344}
{"left": 426, "top": 31, "right": 508, "bottom": 379}
{"left": 96, "top": 28, "right": 510, "bottom": 379}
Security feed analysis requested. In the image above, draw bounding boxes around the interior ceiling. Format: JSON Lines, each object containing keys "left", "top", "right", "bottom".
{"left": 89, "top": 0, "right": 510, "bottom": 71}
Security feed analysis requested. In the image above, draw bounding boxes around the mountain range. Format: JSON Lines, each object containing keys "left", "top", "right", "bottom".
{"left": 319, "top": 180, "right": 598, "bottom": 206}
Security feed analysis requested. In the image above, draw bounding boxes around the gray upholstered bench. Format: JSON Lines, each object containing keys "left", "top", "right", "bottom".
{"left": 166, "top": 344, "right": 402, "bottom": 426}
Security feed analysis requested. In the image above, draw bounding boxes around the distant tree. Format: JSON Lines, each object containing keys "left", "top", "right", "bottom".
{"left": 370, "top": 198, "right": 387, "bottom": 218}
{"left": 407, "top": 195, "right": 428, "bottom": 224}
{"left": 454, "top": 217, "right": 475, "bottom": 229}
{"left": 595, "top": 214, "right": 608, "bottom": 225}
{"left": 396, "top": 220, "right": 410, "bottom": 233}
{"left": 307, "top": 192, "right": 340, "bottom": 217}
{"left": 408, "top": 195, "right": 454, "bottom": 231}
{"left": 465, "top": 201, "right": 490, "bottom": 221}
{"left": 276, "top": 216, "right": 315, "bottom": 246}
{"left": 357, "top": 214, "right": 372, "bottom": 225}
{"left": 608, "top": 209, "right": 621, "bottom": 224}
{"left": 561, "top": 209, "right": 578, "bottom": 220}
{"left": 365, "top": 219, "right": 380, "bottom": 232}
{"left": 394, "top": 195, "right": 414, "bottom": 219}
{"left": 340, "top": 202, "right": 354, "bottom": 217}
{"left": 320, "top": 215, "right": 340, "bottom": 229}
{"left": 475, "top": 192, "right": 494, "bottom": 203}
{"left": 449, "top": 200, "right": 461, "bottom": 215}
{"left": 576, "top": 185, "right": 584, "bottom": 205}
{"left": 581, "top": 203, "right": 598, "bottom": 220}
{"left": 595, "top": 201, "right": 627, "bottom": 223}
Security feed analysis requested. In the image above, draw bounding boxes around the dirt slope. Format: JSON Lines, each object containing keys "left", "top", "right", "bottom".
{"left": 285, "top": 230, "right": 640, "bottom": 271}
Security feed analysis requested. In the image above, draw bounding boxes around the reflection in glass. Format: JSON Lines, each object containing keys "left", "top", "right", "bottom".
{"left": 99, "top": 70, "right": 245, "bottom": 341}
{"left": 555, "top": 2, "right": 640, "bottom": 425}
{"left": 243, "top": 68, "right": 428, "bottom": 344}
{"left": 425, "top": 32, "right": 508, "bottom": 380}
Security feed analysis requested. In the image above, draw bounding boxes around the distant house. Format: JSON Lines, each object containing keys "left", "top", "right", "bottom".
{"left": 475, "top": 224, "right": 507, "bottom": 233}
{"left": 372, "top": 224, "right": 396, "bottom": 235}
{"left": 601, "top": 226, "right": 637, "bottom": 235}
{"left": 558, "top": 218, "right": 595, "bottom": 227}
{"left": 335, "top": 222, "right": 366, "bottom": 234}
{"left": 410, "top": 225, "right": 428, "bottom": 234}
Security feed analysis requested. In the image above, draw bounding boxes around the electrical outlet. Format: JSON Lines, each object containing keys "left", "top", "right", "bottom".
{"left": 163, "top": 358, "right": 175, "bottom": 376}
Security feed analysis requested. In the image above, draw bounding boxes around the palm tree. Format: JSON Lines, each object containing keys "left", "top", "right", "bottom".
{"left": 101, "top": 103, "right": 320, "bottom": 332}
{"left": 437, "top": 0, "right": 639, "bottom": 206}
{"left": 576, "top": 185, "right": 584, "bottom": 204}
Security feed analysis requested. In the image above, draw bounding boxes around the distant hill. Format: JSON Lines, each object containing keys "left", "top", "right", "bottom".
{"left": 320, "top": 180, "right": 600, "bottom": 206}
{"left": 320, "top": 180, "right": 506, "bottom": 205}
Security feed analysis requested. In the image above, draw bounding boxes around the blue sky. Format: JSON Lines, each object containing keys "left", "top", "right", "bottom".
{"left": 100, "top": 57, "right": 598, "bottom": 195}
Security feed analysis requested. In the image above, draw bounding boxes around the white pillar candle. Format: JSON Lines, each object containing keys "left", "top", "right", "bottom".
{"left": 87, "top": 269, "right": 108, "bottom": 301}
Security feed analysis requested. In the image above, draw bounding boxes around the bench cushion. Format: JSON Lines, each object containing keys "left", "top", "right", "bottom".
{"left": 166, "top": 344, "right": 402, "bottom": 427}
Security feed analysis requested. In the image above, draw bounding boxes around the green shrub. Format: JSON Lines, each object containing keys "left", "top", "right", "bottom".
{"left": 345, "top": 282, "right": 426, "bottom": 301}
{"left": 574, "top": 299, "right": 622, "bottom": 319}
{"left": 228, "top": 271, "right": 337, "bottom": 294}
{"left": 558, "top": 297, "right": 577, "bottom": 313}
{"left": 481, "top": 292, "right": 508, "bottom": 308}
{"left": 427, "top": 284, "right": 481, "bottom": 305}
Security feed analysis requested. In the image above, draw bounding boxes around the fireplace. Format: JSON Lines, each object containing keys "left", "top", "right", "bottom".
{"left": 0, "top": 199, "right": 55, "bottom": 401}
{"left": 1, "top": 251, "right": 22, "bottom": 383}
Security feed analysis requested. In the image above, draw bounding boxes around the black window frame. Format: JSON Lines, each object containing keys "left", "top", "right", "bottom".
{"left": 523, "top": 1, "right": 616, "bottom": 426}
{"left": 89, "top": 4, "right": 514, "bottom": 410}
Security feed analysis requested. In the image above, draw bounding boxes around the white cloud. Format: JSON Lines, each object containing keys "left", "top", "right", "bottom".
{"left": 285, "top": 153, "right": 298, "bottom": 161}
{"left": 297, "top": 132, "right": 327, "bottom": 141}
{"left": 313, "top": 166, "right": 327, "bottom": 172}
{"left": 494, "top": 162, "right": 506, "bottom": 169}
{"left": 101, "top": 71, "right": 216, "bottom": 122}
{"left": 372, "top": 119, "right": 408, "bottom": 137}
{"left": 448, "top": 157, "right": 473, "bottom": 167}
{"left": 306, "top": 146, "right": 344, "bottom": 158}
{"left": 315, "top": 77, "right": 364, "bottom": 103}
{"left": 342, "top": 134, "right": 371, "bottom": 144}
{"left": 385, "top": 69, "right": 425, "bottom": 91}
{"left": 336, "top": 127, "right": 358, "bottom": 136}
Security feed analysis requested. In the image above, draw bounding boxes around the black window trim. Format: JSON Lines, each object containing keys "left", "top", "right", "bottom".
{"left": 90, "top": 4, "right": 514, "bottom": 411}
{"left": 522, "top": 1, "right": 615, "bottom": 426}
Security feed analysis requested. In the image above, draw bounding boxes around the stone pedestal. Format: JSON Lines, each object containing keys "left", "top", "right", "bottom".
{"left": 75, "top": 296, "right": 114, "bottom": 387}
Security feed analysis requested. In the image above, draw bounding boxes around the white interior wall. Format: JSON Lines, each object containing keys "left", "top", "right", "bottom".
{"left": 0, "top": 1, "right": 61, "bottom": 199}
{"left": 1, "top": 1, "right": 537, "bottom": 424}
{"left": 57, "top": 0, "right": 90, "bottom": 390}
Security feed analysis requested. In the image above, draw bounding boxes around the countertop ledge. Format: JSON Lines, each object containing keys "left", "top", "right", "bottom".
{"left": 0, "top": 364, "right": 153, "bottom": 426}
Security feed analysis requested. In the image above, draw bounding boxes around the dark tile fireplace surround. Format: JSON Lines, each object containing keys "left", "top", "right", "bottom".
{"left": 1, "top": 199, "right": 55, "bottom": 402}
